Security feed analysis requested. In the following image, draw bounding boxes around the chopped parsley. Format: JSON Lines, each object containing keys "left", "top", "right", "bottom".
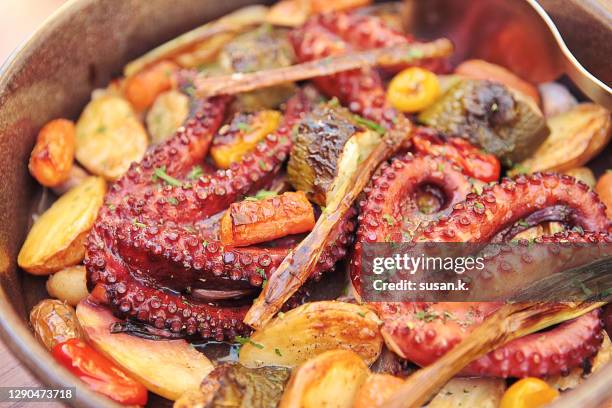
{"left": 275, "top": 348, "right": 283, "bottom": 357}
{"left": 107, "top": 203, "right": 116, "bottom": 211}
{"left": 132, "top": 219, "right": 146, "bottom": 229}
{"left": 357, "top": 311, "right": 366, "bottom": 318}
{"left": 353, "top": 114, "right": 386, "bottom": 135}
{"left": 437, "top": 163, "right": 445, "bottom": 172}
{"left": 516, "top": 219, "right": 529, "bottom": 228}
{"left": 202, "top": 240, "right": 208, "bottom": 248}
{"left": 235, "top": 336, "right": 264, "bottom": 349}
{"left": 166, "top": 197, "right": 179, "bottom": 206}
{"left": 153, "top": 166, "right": 182, "bottom": 187}
{"left": 258, "top": 160, "right": 267, "bottom": 171}
{"left": 382, "top": 214, "right": 395, "bottom": 226}
{"left": 406, "top": 48, "right": 424, "bottom": 60}
{"left": 236, "top": 122, "right": 252, "bottom": 132}
{"left": 245, "top": 190, "right": 278, "bottom": 201}
{"left": 511, "top": 164, "right": 529, "bottom": 175}
{"left": 256, "top": 267, "right": 266, "bottom": 278}
{"left": 415, "top": 309, "right": 439, "bottom": 322}
{"left": 474, "top": 202, "right": 485, "bottom": 211}
{"left": 187, "top": 165, "right": 203, "bottom": 180}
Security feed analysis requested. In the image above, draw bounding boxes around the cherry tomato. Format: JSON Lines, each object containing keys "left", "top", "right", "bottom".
{"left": 500, "top": 377, "right": 559, "bottom": 408}
{"left": 412, "top": 128, "right": 501, "bottom": 182}
{"left": 387, "top": 67, "right": 441, "bottom": 113}
{"left": 53, "top": 339, "right": 148, "bottom": 405}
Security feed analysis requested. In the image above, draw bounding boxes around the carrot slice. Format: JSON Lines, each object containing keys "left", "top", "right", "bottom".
{"left": 220, "top": 191, "right": 315, "bottom": 247}
{"left": 123, "top": 61, "right": 178, "bottom": 112}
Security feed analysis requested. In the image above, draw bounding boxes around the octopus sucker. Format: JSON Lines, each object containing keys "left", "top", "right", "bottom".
{"left": 413, "top": 173, "right": 610, "bottom": 243}
{"left": 352, "top": 156, "right": 610, "bottom": 377}
{"left": 376, "top": 303, "right": 603, "bottom": 378}
{"left": 85, "top": 91, "right": 352, "bottom": 340}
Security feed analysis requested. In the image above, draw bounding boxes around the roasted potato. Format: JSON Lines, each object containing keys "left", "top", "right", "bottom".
{"left": 29, "top": 299, "right": 83, "bottom": 350}
{"left": 46, "top": 265, "right": 88, "bottom": 306}
{"left": 77, "top": 300, "right": 214, "bottom": 401}
{"left": 513, "top": 103, "right": 611, "bottom": 174}
{"left": 146, "top": 90, "right": 189, "bottom": 144}
{"left": 75, "top": 95, "right": 148, "bottom": 180}
{"left": 18, "top": 176, "right": 106, "bottom": 274}
{"left": 595, "top": 171, "right": 612, "bottom": 219}
{"left": 564, "top": 167, "right": 596, "bottom": 188}
{"left": 28, "top": 119, "right": 75, "bottom": 187}
{"left": 239, "top": 301, "right": 383, "bottom": 368}
{"left": 353, "top": 373, "right": 403, "bottom": 408}
{"left": 279, "top": 349, "right": 369, "bottom": 408}
{"left": 428, "top": 377, "right": 506, "bottom": 408}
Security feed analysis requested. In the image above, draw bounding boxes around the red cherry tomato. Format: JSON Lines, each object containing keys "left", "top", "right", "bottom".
{"left": 412, "top": 128, "right": 501, "bottom": 182}
{"left": 52, "top": 339, "right": 148, "bottom": 405}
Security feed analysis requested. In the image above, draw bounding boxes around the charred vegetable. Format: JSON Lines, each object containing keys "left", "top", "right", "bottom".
{"left": 218, "top": 24, "right": 296, "bottom": 111}
{"left": 77, "top": 301, "right": 214, "bottom": 401}
{"left": 28, "top": 119, "right": 75, "bottom": 187}
{"left": 18, "top": 176, "right": 106, "bottom": 274}
{"left": 53, "top": 338, "right": 148, "bottom": 405}
{"left": 239, "top": 301, "right": 383, "bottom": 368}
{"left": 29, "top": 299, "right": 83, "bottom": 350}
{"left": 211, "top": 110, "right": 281, "bottom": 168}
{"left": 418, "top": 79, "right": 548, "bottom": 163}
{"left": 220, "top": 191, "right": 315, "bottom": 246}
{"left": 174, "top": 363, "right": 290, "bottom": 408}
{"left": 279, "top": 349, "right": 370, "bottom": 408}
{"left": 512, "top": 103, "right": 611, "bottom": 174}
{"left": 287, "top": 102, "right": 382, "bottom": 206}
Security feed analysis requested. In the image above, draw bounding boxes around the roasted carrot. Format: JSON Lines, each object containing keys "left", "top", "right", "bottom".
{"left": 123, "top": 61, "right": 178, "bottom": 112}
{"left": 220, "top": 191, "right": 315, "bottom": 246}
{"left": 29, "top": 119, "right": 75, "bottom": 187}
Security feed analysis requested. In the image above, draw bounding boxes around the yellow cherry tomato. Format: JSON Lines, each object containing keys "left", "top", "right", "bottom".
{"left": 500, "top": 378, "right": 559, "bottom": 408}
{"left": 386, "top": 67, "right": 441, "bottom": 113}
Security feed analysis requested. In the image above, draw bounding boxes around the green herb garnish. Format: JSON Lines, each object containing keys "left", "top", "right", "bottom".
{"left": 153, "top": 166, "right": 182, "bottom": 187}
{"left": 235, "top": 336, "right": 264, "bottom": 349}
{"left": 245, "top": 190, "right": 278, "bottom": 201}
{"left": 187, "top": 165, "right": 203, "bottom": 180}
{"left": 353, "top": 114, "right": 385, "bottom": 135}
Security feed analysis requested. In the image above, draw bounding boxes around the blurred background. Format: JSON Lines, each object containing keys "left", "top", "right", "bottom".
{"left": 0, "top": 0, "right": 66, "bottom": 63}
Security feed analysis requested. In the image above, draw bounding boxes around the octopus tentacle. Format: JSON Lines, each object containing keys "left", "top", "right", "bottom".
{"left": 375, "top": 302, "right": 603, "bottom": 378}
{"left": 86, "top": 91, "right": 352, "bottom": 340}
{"left": 415, "top": 173, "right": 610, "bottom": 243}
{"left": 350, "top": 153, "right": 472, "bottom": 294}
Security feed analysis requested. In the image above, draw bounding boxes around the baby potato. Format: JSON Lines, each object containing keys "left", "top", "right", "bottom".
{"left": 18, "top": 176, "right": 106, "bottom": 274}
{"left": 75, "top": 95, "right": 148, "bottom": 180}
{"left": 239, "top": 301, "right": 383, "bottom": 368}
{"left": 28, "top": 119, "right": 75, "bottom": 187}
{"left": 514, "top": 103, "right": 611, "bottom": 174}
{"left": 145, "top": 90, "right": 189, "bottom": 144}
{"left": 353, "top": 374, "right": 403, "bottom": 408}
{"left": 29, "top": 299, "right": 83, "bottom": 351}
{"left": 279, "top": 349, "right": 370, "bottom": 408}
{"left": 46, "top": 265, "right": 88, "bottom": 306}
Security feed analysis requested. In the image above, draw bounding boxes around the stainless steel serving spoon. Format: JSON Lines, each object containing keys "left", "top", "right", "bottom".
{"left": 404, "top": 0, "right": 612, "bottom": 109}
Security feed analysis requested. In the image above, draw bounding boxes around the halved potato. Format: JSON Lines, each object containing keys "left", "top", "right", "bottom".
{"left": 46, "top": 265, "right": 88, "bottom": 306}
{"left": 353, "top": 373, "right": 403, "bottom": 408}
{"left": 239, "top": 301, "right": 383, "bottom": 368}
{"left": 513, "top": 103, "right": 611, "bottom": 174}
{"left": 18, "top": 176, "right": 106, "bottom": 274}
{"left": 427, "top": 377, "right": 506, "bottom": 408}
{"left": 76, "top": 300, "right": 214, "bottom": 401}
{"left": 75, "top": 95, "right": 148, "bottom": 180}
{"left": 146, "top": 90, "right": 189, "bottom": 144}
{"left": 279, "top": 349, "right": 369, "bottom": 408}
